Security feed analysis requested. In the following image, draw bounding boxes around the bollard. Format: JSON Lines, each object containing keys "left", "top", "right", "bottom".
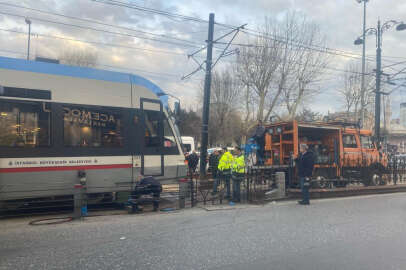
{"left": 73, "top": 184, "right": 83, "bottom": 219}
{"left": 276, "top": 172, "right": 286, "bottom": 199}
{"left": 74, "top": 170, "right": 87, "bottom": 220}
{"left": 190, "top": 176, "right": 195, "bottom": 207}
{"left": 78, "top": 170, "right": 87, "bottom": 216}
{"left": 178, "top": 179, "right": 187, "bottom": 209}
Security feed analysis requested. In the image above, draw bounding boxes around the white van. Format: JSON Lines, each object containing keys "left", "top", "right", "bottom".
{"left": 181, "top": 136, "right": 195, "bottom": 154}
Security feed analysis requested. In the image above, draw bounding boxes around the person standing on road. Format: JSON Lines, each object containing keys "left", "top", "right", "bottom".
{"left": 296, "top": 144, "right": 314, "bottom": 205}
{"left": 210, "top": 150, "right": 221, "bottom": 193}
{"left": 253, "top": 121, "right": 265, "bottom": 165}
{"left": 218, "top": 147, "right": 234, "bottom": 199}
{"left": 186, "top": 150, "right": 199, "bottom": 176}
{"left": 232, "top": 147, "right": 245, "bottom": 203}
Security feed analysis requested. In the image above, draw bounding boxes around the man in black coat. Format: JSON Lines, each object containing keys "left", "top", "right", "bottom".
{"left": 209, "top": 150, "right": 220, "bottom": 192}
{"left": 296, "top": 144, "right": 314, "bottom": 205}
{"left": 186, "top": 150, "right": 199, "bottom": 175}
{"left": 253, "top": 121, "right": 265, "bottom": 165}
{"left": 131, "top": 175, "right": 162, "bottom": 212}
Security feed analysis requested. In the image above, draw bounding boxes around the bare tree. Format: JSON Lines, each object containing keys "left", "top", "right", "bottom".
{"left": 339, "top": 61, "right": 375, "bottom": 121}
{"left": 276, "top": 13, "right": 329, "bottom": 120}
{"left": 178, "top": 108, "right": 202, "bottom": 144}
{"left": 296, "top": 108, "right": 323, "bottom": 122}
{"left": 236, "top": 17, "right": 283, "bottom": 122}
{"left": 199, "top": 69, "right": 242, "bottom": 146}
{"left": 59, "top": 48, "right": 98, "bottom": 67}
{"left": 236, "top": 14, "right": 329, "bottom": 123}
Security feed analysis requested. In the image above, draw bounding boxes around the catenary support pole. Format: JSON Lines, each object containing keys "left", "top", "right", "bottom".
{"left": 199, "top": 13, "right": 215, "bottom": 176}
{"left": 360, "top": 0, "right": 367, "bottom": 127}
{"left": 375, "top": 20, "right": 382, "bottom": 142}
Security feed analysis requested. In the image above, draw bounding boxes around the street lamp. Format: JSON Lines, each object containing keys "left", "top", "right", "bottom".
{"left": 397, "top": 23, "right": 406, "bottom": 31}
{"left": 354, "top": 19, "right": 406, "bottom": 142}
{"left": 356, "top": 0, "right": 369, "bottom": 128}
{"left": 25, "top": 18, "right": 31, "bottom": 60}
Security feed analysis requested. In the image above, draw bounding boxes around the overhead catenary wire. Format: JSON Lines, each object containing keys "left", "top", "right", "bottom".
{"left": 91, "top": 0, "right": 406, "bottom": 66}
{"left": 91, "top": 0, "right": 210, "bottom": 24}
{"left": 240, "top": 28, "right": 406, "bottom": 63}
{"left": 0, "top": 2, "right": 207, "bottom": 47}
{"left": 3, "top": 1, "right": 402, "bottom": 68}
{"left": 388, "top": 66, "right": 406, "bottom": 80}
{"left": 0, "top": 11, "right": 203, "bottom": 49}
{"left": 0, "top": 26, "right": 380, "bottom": 78}
{"left": 1, "top": 2, "right": 404, "bottom": 82}
{"left": 0, "top": 28, "right": 193, "bottom": 57}
{"left": 91, "top": 0, "right": 401, "bottom": 63}
{"left": 91, "top": 0, "right": 406, "bottom": 65}
{"left": 382, "top": 60, "right": 406, "bottom": 69}
{"left": 0, "top": 48, "right": 204, "bottom": 81}
{"left": 217, "top": 36, "right": 385, "bottom": 65}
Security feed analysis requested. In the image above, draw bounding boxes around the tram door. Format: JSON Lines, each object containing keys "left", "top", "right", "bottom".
{"left": 140, "top": 98, "right": 164, "bottom": 176}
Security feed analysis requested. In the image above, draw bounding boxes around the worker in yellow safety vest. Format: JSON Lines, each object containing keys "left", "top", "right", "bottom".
{"left": 232, "top": 146, "right": 245, "bottom": 203}
{"left": 217, "top": 147, "right": 234, "bottom": 198}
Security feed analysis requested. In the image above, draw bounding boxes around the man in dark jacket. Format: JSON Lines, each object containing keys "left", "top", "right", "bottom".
{"left": 296, "top": 144, "right": 314, "bottom": 205}
{"left": 253, "top": 121, "right": 265, "bottom": 165}
{"left": 131, "top": 175, "right": 162, "bottom": 212}
{"left": 186, "top": 150, "right": 199, "bottom": 175}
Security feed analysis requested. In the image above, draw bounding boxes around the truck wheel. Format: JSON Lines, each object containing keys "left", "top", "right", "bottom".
{"left": 363, "top": 169, "right": 382, "bottom": 186}
{"left": 312, "top": 173, "right": 330, "bottom": 189}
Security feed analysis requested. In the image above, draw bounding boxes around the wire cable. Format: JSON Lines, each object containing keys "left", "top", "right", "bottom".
{"left": 0, "top": 48, "right": 204, "bottom": 81}
{"left": 88, "top": 0, "right": 406, "bottom": 63}
{"left": 0, "top": 11, "right": 202, "bottom": 48}
{"left": 0, "top": 2, "right": 206, "bottom": 47}
{"left": 0, "top": 27, "right": 191, "bottom": 56}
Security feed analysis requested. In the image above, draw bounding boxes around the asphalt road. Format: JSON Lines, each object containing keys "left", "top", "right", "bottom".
{"left": 1, "top": 194, "right": 406, "bottom": 270}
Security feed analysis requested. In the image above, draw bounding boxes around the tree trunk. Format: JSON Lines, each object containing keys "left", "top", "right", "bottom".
{"left": 257, "top": 92, "right": 265, "bottom": 121}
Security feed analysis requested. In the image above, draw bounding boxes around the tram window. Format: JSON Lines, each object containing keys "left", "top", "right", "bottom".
{"left": 164, "top": 118, "right": 178, "bottom": 149}
{"left": 63, "top": 106, "right": 123, "bottom": 147}
{"left": 144, "top": 110, "right": 161, "bottom": 147}
{"left": 360, "top": 135, "right": 374, "bottom": 149}
{"left": 0, "top": 100, "right": 51, "bottom": 147}
{"left": 343, "top": 134, "right": 358, "bottom": 148}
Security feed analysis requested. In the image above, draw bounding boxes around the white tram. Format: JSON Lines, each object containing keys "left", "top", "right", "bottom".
{"left": 0, "top": 56, "right": 187, "bottom": 203}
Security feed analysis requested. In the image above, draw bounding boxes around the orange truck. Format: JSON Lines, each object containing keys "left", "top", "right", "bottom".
{"left": 263, "top": 121, "right": 387, "bottom": 187}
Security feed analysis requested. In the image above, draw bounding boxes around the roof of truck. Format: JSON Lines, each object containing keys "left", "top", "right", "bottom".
{"left": 266, "top": 120, "right": 373, "bottom": 133}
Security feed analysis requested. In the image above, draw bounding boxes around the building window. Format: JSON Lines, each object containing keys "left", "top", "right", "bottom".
{"left": 0, "top": 100, "right": 51, "bottom": 147}
{"left": 343, "top": 134, "right": 358, "bottom": 148}
{"left": 63, "top": 106, "right": 123, "bottom": 147}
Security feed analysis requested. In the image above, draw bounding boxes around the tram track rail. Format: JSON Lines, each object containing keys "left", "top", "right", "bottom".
{"left": 0, "top": 185, "right": 181, "bottom": 219}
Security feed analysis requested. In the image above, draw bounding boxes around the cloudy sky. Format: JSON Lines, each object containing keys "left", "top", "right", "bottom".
{"left": 0, "top": 0, "right": 405, "bottom": 117}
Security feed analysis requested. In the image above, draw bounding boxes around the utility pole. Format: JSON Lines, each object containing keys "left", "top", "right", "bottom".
{"left": 360, "top": 0, "right": 368, "bottom": 127}
{"left": 184, "top": 14, "right": 243, "bottom": 177}
{"left": 199, "top": 13, "right": 215, "bottom": 176}
{"left": 375, "top": 19, "right": 382, "bottom": 142}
